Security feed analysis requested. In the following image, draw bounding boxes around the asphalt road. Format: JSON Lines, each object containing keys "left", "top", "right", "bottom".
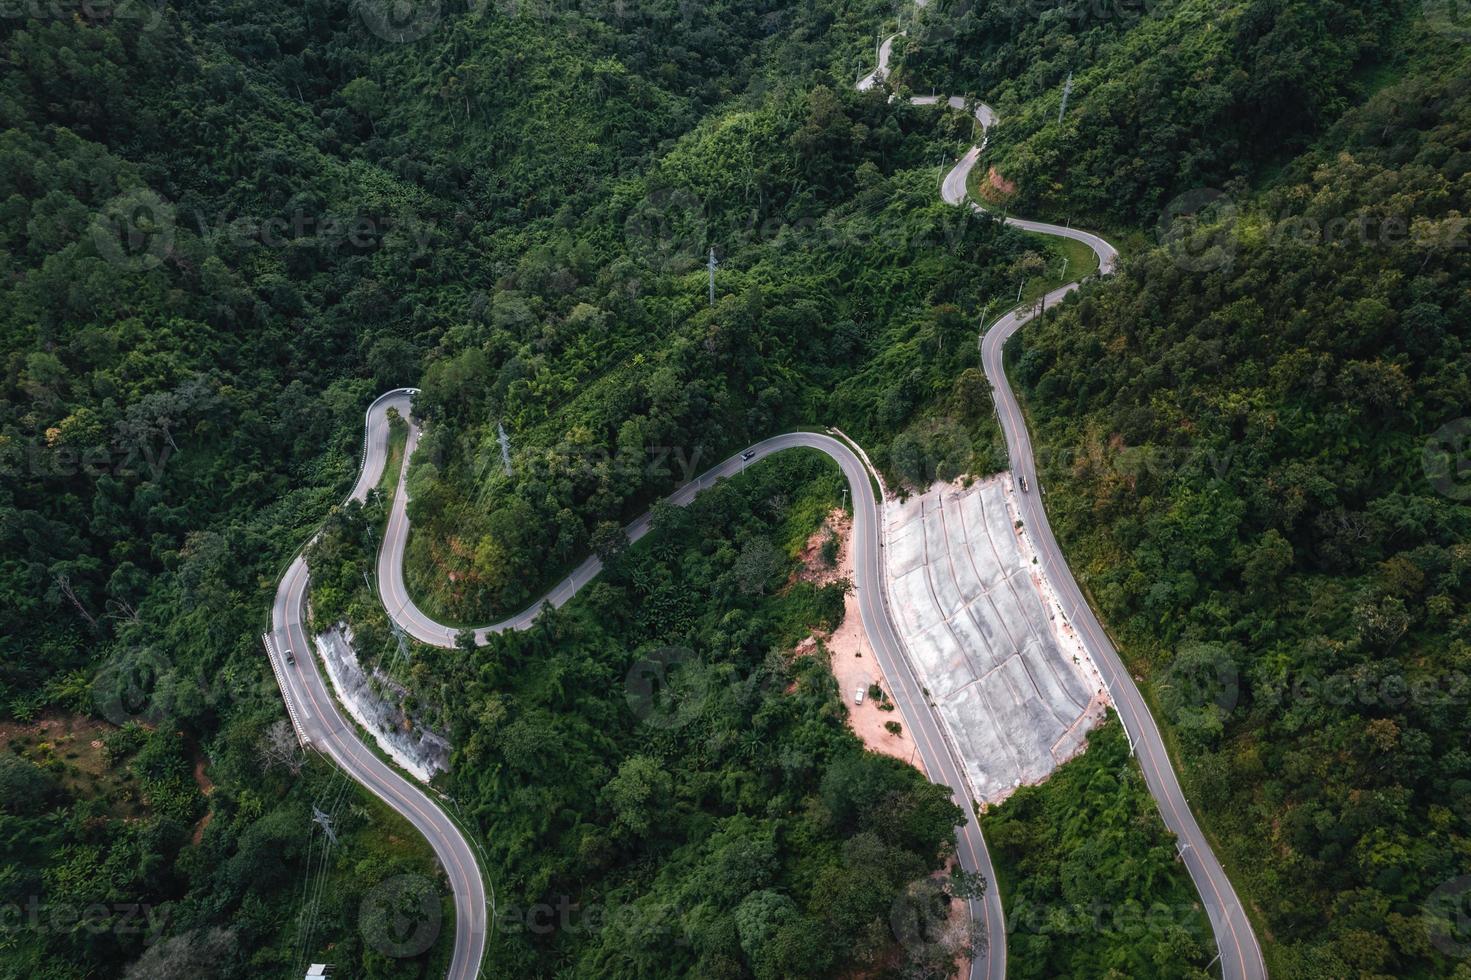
{"left": 982, "top": 294, "right": 1266, "bottom": 980}
{"left": 265, "top": 392, "right": 488, "bottom": 980}
{"left": 896, "top": 41, "right": 1268, "bottom": 980}
{"left": 275, "top": 389, "right": 1008, "bottom": 980}
{"left": 258, "top": 18, "right": 1261, "bottom": 980}
{"left": 371, "top": 411, "right": 1009, "bottom": 978}
{"left": 856, "top": 31, "right": 900, "bottom": 91}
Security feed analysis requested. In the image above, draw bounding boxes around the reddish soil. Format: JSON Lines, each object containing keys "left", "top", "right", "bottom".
{"left": 977, "top": 165, "right": 1018, "bottom": 204}
{"left": 794, "top": 510, "right": 927, "bottom": 774}
{"left": 0, "top": 712, "right": 142, "bottom": 816}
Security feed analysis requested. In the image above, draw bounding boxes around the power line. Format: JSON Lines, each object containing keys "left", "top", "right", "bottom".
{"left": 294, "top": 769, "right": 352, "bottom": 973}
{"left": 312, "top": 806, "right": 340, "bottom": 848}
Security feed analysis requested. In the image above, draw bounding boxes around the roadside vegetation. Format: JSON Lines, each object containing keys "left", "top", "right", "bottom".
{"left": 400, "top": 105, "right": 1050, "bottom": 621}
{"left": 0, "top": 0, "right": 964, "bottom": 971}
{"left": 0, "top": 0, "right": 1029, "bottom": 968}
{"left": 1010, "top": 22, "right": 1471, "bottom": 978}
{"left": 983, "top": 717, "right": 1215, "bottom": 979}
{"left": 428, "top": 450, "right": 976, "bottom": 976}
{"left": 3, "top": 0, "right": 1466, "bottom": 971}
{"left": 899, "top": 0, "right": 1402, "bottom": 228}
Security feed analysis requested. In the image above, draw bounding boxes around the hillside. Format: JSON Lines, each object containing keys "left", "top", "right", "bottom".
{"left": 3, "top": 0, "right": 1469, "bottom": 975}
{"left": 1010, "top": 20, "right": 1471, "bottom": 978}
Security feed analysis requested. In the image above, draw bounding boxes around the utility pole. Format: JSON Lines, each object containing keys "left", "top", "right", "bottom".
{"left": 707, "top": 247, "right": 717, "bottom": 307}
{"left": 1058, "top": 71, "right": 1073, "bottom": 125}
{"left": 311, "top": 806, "right": 339, "bottom": 847}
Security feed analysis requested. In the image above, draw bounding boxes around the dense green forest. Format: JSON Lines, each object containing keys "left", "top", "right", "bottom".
{"left": 0, "top": 0, "right": 1067, "bottom": 970}
{"left": 0, "top": 0, "right": 986, "bottom": 971}
{"left": 899, "top": 0, "right": 1401, "bottom": 227}
{"left": 6, "top": 0, "right": 1469, "bottom": 971}
{"left": 402, "top": 91, "right": 1060, "bottom": 620}
{"left": 984, "top": 717, "right": 1213, "bottom": 979}
{"left": 385, "top": 450, "right": 978, "bottom": 977}
{"left": 1011, "top": 21, "right": 1471, "bottom": 978}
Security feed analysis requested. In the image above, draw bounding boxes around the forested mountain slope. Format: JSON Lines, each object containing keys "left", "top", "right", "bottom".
{"left": 1, "top": 0, "right": 946, "bottom": 973}
{"left": 403, "top": 86, "right": 1048, "bottom": 619}
{"left": 1012, "top": 23, "right": 1471, "bottom": 978}
{"left": 5, "top": 0, "right": 1468, "bottom": 973}
{"left": 900, "top": 0, "right": 1401, "bottom": 226}
{"left": 405, "top": 451, "right": 977, "bottom": 977}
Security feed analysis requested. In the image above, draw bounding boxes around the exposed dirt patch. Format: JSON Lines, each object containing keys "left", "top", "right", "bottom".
{"left": 942, "top": 856, "right": 974, "bottom": 980}
{"left": 798, "top": 510, "right": 926, "bottom": 775}
{"left": 977, "top": 165, "right": 1017, "bottom": 204}
{"left": 191, "top": 810, "right": 214, "bottom": 845}
{"left": 0, "top": 712, "right": 143, "bottom": 816}
{"left": 190, "top": 743, "right": 215, "bottom": 796}
{"left": 792, "top": 508, "right": 850, "bottom": 587}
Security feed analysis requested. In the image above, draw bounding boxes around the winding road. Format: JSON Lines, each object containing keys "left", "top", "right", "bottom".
{"left": 265, "top": 389, "right": 488, "bottom": 980}
{"left": 278, "top": 398, "right": 1009, "bottom": 979}
{"left": 380, "top": 419, "right": 1009, "bottom": 977}
{"left": 860, "top": 20, "right": 1266, "bottom": 980}
{"left": 259, "top": 16, "right": 1263, "bottom": 980}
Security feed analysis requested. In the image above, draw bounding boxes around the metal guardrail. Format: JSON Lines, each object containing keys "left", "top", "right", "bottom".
{"left": 261, "top": 631, "right": 311, "bottom": 748}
